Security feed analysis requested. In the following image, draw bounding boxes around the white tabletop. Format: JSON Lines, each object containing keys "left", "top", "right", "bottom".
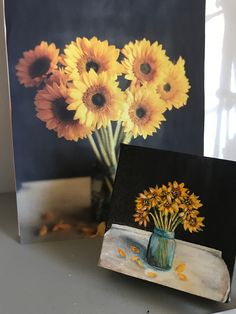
{"left": 0, "top": 193, "right": 235, "bottom": 314}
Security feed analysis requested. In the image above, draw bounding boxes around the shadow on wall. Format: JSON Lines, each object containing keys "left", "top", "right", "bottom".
{"left": 206, "top": 0, "right": 236, "bottom": 161}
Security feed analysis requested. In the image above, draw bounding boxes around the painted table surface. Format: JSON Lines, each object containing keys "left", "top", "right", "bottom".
{"left": 99, "top": 224, "right": 231, "bottom": 303}
{"left": 0, "top": 193, "right": 236, "bottom": 314}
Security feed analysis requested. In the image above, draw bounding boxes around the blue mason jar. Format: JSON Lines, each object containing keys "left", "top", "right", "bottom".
{"left": 146, "top": 228, "right": 176, "bottom": 271}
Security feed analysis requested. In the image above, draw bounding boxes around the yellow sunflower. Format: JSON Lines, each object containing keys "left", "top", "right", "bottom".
{"left": 148, "top": 186, "right": 162, "bottom": 207}
{"left": 35, "top": 81, "right": 92, "bottom": 141}
{"left": 16, "top": 41, "right": 59, "bottom": 87}
{"left": 64, "top": 37, "right": 122, "bottom": 79}
{"left": 67, "top": 70, "right": 125, "bottom": 128}
{"left": 156, "top": 57, "right": 190, "bottom": 110}
{"left": 183, "top": 215, "right": 205, "bottom": 233}
{"left": 135, "top": 190, "right": 152, "bottom": 211}
{"left": 159, "top": 194, "right": 179, "bottom": 216}
{"left": 122, "top": 86, "right": 166, "bottom": 139}
{"left": 121, "top": 39, "right": 169, "bottom": 86}
{"left": 133, "top": 211, "right": 150, "bottom": 228}
{"left": 180, "top": 193, "right": 203, "bottom": 211}
{"left": 168, "top": 181, "right": 189, "bottom": 201}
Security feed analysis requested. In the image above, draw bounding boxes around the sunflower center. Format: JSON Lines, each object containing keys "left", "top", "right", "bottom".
{"left": 140, "top": 63, "right": 151, "bottom": 75}
{"left": 172, "top": 188, "right": 180, "bottom": 197}
{"left": 164, "top": 83, "right": 171, "bottom": 92}
{"left": 29, "top": 57, "right": 51, "bottom": 78}
{"left": 92, "top": 93, "right": 106, "bottom": 108}
{"left": 189, "top": 217, "right": 197, "bottom": 226}
{"left": 52, "top": 97, "right": 75, "bottom": 123}
{"left": 86, "top": 60, "right": 99, "bottom": 73}
{"left": 136, "top": 107, "right": 146, "bottom": 119}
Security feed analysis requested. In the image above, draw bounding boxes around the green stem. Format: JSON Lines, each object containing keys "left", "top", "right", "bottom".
{"left": 171, "top": 218, "right": 182, "bottom": 232}
{"left": 88, "top": 134, "right": 102, "bottom": 163}
{"left": 122, "top": 132, "right": 132, "bottom": 144}
{"left": 95, "top": 130, "right": 111, "bottom": 168}
{"left": 88, "top": 135, "right": 112, "bottom": 193}
{"left": 104, "top": 176, "right": 113, "bottom": 194}
{"left": 150, "top": 212, "right": 158, "bottom": 227}
{"left": 170, "top": 213, "right": 180, "bottom": 231}
{"left": 158, "top": 212, "right": 165, "bottom": 230}
{"left": 114, "top": 121, "right": 122, "bottom": 147}
{"left": 154, "top": 210, "right": 162, "bottom": 229}
{"left": 108, "top": 121, "right": 117, "bottom": 167}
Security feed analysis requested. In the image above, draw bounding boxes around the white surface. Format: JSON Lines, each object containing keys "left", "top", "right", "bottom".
{"left": 204, "top": 0, "right": 236, "bottom": 160}
{"left": 0, "top": 193, "right": 235, "bottom": 314}
{"left": 99, "top": 224, "right": 230, "bottom": 302}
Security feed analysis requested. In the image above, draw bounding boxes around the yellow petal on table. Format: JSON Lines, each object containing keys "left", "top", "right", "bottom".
{"left": 178, "top": 273, "right": 187, "bottom": 281}
{"left": 131, "top": 256, "right": 139, "bottom": 261}
{"left": 118, "top": 248, "right": 126, "bottom": 257}
{"left": 146, "top": 271, "right": 157, "bottom": 278}
{"left": 39, "top": 225, "right": 48, "bottom": 237}
{"left": 175, "top": 263, "right": 186, "bottom": 273}
{"left": 96, "top": 221, "right": 106, "bottom": 237}
{"left": 135, "top": 259, "right": 145, "bottom": 268}
{"left": 130, "top": 245, "right": 140, "bottom": 253}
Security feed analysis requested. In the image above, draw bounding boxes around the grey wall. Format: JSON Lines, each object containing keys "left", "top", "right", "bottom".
{"left": 0, "top": 0, "right": 15, "bottom": 192}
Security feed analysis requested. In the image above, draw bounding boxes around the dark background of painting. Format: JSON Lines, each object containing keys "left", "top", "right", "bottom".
{"left": 5, "top": 0, "right": 205, "bottom": 189}
{"left": 109, "top": 144, "right": 236, "bottom": 280}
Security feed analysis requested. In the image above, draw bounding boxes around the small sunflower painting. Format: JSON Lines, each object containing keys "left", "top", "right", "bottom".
{"left": 99, "top": 145, "right": 236, "bottom": 303}
{"left": 5, "top": 0, "right": 205, "bottom": 243}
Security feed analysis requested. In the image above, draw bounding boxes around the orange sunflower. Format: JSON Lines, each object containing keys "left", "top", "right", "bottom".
{"left": 122, "top": 86, "right": 166, "bottom": 139}
{"left": 64, "top": 37, "right": 122, "bottom": 79}
{"left": 156, "top": 57, "right": 190, "bottom": 110}
{"left": 35, "top": 80, "right": 92, "bottom": 141}
{"left": 67, "top": 70, "right": 125, "bottom": 128}
{"left": 183, "top": 214, "right": 205, "bottom": 233}
{"left": 16, "top": 41, "right": 59, "bottom": 87}
{"left": 121, "top": 39, "right": 169, "bottom": 86}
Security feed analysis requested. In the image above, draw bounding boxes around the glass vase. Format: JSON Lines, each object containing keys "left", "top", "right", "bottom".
{"left": 146, "top": 227, "right": 176, "bottom": 271}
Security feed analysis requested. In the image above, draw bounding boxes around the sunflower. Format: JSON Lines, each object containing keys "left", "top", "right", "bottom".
{"left": 183, "top": 215, "right": 205, "bottom": 233}
{"left": 16, "top": 41, "right": 60, "bottom": 88}
{"left": 135, "top": 190, "right": 152, "bottom": 211}
{"left": 64, "top": 37, "right": 122, "bottom": 80}
{"left": 156, "top": 57, "right": 190, "bottom": 110}
{"left": 35, "top": 80, "right": 92, "bottom": 141}
{"left": 148, "top": 186, "right": 162, "bottom": 207}
{"left": 180, "top": 193, "right": 203, "bottom": 212}
{"left": 168, "top": 181, "right": 189, "bottom": 201}
{"left": 159, "top": 195, "right": 179, "bottom": 216}
{"left": 122, "top": 86, "right": 166, "bottom": 139}
{"left": 67, "top": 70, "right": 125, "bottom": 128}
{"left": 133, "top": 211, "right": 150, "bottom": 228}
{"left": 46, "top": 68, "right": 69, "bottom": 86}
{"left": 121, "top": 39, "right": 169, "bottom": 86}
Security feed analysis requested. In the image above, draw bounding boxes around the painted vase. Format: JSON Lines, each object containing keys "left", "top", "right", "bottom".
{"left": 146, "top": 227, "right": 176, "bottom": 271}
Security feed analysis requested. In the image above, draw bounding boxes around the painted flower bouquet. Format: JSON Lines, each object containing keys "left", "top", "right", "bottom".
{"left": 134, "top": 181, "right": 205, "bottom": 270}
{"left": 16, "top": 37, "right": 190, "bottom": 219}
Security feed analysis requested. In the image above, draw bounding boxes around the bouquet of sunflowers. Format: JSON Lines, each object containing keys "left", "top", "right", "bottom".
{"left": 16, "top": 37, "right": 190, "bottom": 199}
{"left": 134, "top": 181, "right": 205, "bottom": 233}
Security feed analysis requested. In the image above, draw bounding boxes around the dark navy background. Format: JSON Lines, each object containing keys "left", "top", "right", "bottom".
{"left": 5, "top": 0, "right": 205, "bottom": 189}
